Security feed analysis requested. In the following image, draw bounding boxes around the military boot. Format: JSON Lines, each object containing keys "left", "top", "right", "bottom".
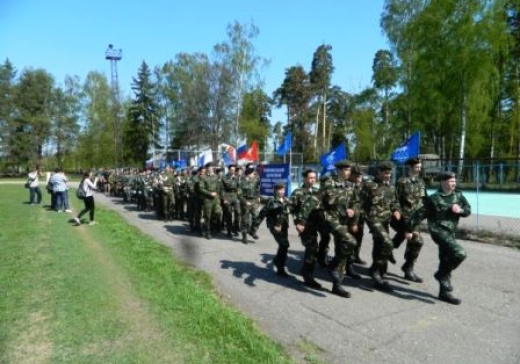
{"left": 241, "top": 232, "right": 248, "bottom": 245}
{"left": 371, "top": 265, "right": 393, "bottom": 292}
{"left": 353, "top": 245, "right": 366, "bottom": 265}
{"left": 345, "top": 262, "right": 362, "bottom": 280}
{"left": 249, "top": 229, "right": 259, "bottom": 240}
{"left": 274, "top": 247, "right": 289, "bottom": 277}
{"left": 301, "top": 262, "right": 322, "bottom": 289}
{"left": 434, "top": 271, "right": 453, "bottom": 292}
{"left": 402, "top": 261, "right": 423, "bottom": 283}
{"left": 439, "top": 288, "right": 461, "bottom": 305}
{"left": 329, "top": 262, "right": 350, "bottom": 298}
{"left": 204, "top": 230, "right": 212, "bottom": 240}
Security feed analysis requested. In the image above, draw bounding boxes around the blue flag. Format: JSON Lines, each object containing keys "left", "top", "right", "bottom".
{"left": 391, "top": 131, "right": 420, "bottom": 164}
{"left": 277, "top": 132, "right": 292, "bottom": 156}
{"left": 320, "top": 141, "right": 347, "bottom": 175}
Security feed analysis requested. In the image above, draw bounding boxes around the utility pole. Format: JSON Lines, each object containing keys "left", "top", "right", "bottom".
{"left": 105, "top": 44, "right": 123, "bottom": 166}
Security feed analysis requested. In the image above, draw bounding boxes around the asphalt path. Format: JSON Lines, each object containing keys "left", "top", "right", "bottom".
{"left": 91, "top": 192, "right": 519, "bottom": 364}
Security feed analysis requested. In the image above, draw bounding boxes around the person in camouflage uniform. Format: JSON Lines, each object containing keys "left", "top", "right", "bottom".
{"left": 321, "top": 160, "right": 359, "bottom": 298}
{"left": 391, "top": 157, "right": 428, "bottom": 283}
{"left": 407, "top": 171, "right": 470, "bottom": 305}
{"left": 174, "top": 169, "right": 187, "bottom": 220}
{"left": 221, "top": 164, "right": 241, "bottom": 238}
{"left": 316, "top": 174, "right": 333, "bottom": 268}
{"left": 159, "top": 165, "right": 176, "bottom": 222}
{"left": 197, "top": 162, "right": 222, "bottom": 239}
{"left": 238, "top": 167, "right": 260, "bottom": 244}
{"left": 186, "top": 169, "right": 202, "bottom": 233}
{"left": 290, "top": 169, "right": 323, "bottom": 289}
{"left": 258, "top": 181, "right": 292, "bottom": 277}
{"left": 362, "top": 161, "right": 401, "bottom": 292}
{"left": 349, "top": 165, "right": 366, "bottom": 265}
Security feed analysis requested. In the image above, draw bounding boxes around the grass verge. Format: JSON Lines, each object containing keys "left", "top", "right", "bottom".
{"left": 0, "top": 185, "right": 296, "bottom": 364}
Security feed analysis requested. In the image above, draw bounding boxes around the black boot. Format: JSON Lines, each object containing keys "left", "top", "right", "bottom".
{"left": 204, "top": 230, "right": 212, "bottom": 240}
{"left": 301, "top": 262, "right": 322, "bottom": 289}
{"left": 329, "top": 262, "right": 350, "bottom": 298}
{"left": 345, "top": 263, "right": 362, "bottom": 280}
{"left": 274, "top": 247, "right": 289, "bottom": 277}
{"left": 434, "top": 271, "right": 453, "bottom": 292}
{"left": 439, "top": 288, "right": 461, "bottom": 305}
{"left": 249, "top": 229, "right": 259, "bottom": 240}
{"left": 371, "top": 265, "right": 393, "bottom": 292}
{"left": 354, "top": 245, "right": 366, "bottom": 265}
{"left": 402, "top": 262, "right": 423, "bottom": 283}
{"left": 241, "top": 232, "right": 248, "bottom": 244}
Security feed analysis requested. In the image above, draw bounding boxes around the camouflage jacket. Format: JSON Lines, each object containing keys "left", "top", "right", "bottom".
{"left": 262, "top": 196, "right": 291, "bottom": 229}
{"left": 289, "top": 185, "right": 321, "bottom": 226}
{"left": 395, "top": 175, "right": 427, "bottom": 220}
{"left": 410, "top": 189, "right": 471, "bottom": 235}
{"left": 238, "top": 177, "right": 260, "bottom": 201}
{"left": 221, "top": 173, "right": 240, "bottom": 201}
{"left": 321, "top": 179, "right": 358, "bottom": 226}
{"left": 361, "top": 177, "right": 400, "bottom": 224}
{"left": 198, "top": 174, "right": 220, "bottom": 199}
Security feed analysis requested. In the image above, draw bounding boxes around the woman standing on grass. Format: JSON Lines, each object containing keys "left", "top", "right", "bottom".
{"left": 74, "top": 171, "right": 99, "bottom": 226}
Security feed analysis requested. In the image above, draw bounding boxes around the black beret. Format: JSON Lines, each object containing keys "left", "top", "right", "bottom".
{"left": 204, "top": 162, "right": 213, "bottom": 168}
{"left": 245, "top": 167, "right": 255, "bottom": 175}
{"left": 227, "top": 164, "right": 236, "bottom": 169}
{"left": 377, "top": 161, "right": 394, "bottom": 171}
{"left": 439, "top": 171, "right": 456, "bottom": 181}
{"left": 197, "top": 166, "right": 205, "bottom": 172}
{"left": 351, "top": 165, "right": 363, "bottom": 175}
{"left": 274, "top": 181, "right": 286, "bottom": 190}
{"left": 405, "top": 157, "right": 421, "bottom": 166}
{"left": 334, "top": 160, "right": 351, "bottom": 169}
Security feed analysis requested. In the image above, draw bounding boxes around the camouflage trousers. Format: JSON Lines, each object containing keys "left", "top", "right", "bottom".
{"left": 202, "top": 197, "right": 222, "bottom": 232}
{"left": 431, "top": 231, "right": 467, "bottom": 277}
{"left": 240, "top": 199, "right": 260, "bottom": 233}
{"left": 368, "top": 219, "right": 394, "bottom": 273}
{"left": 391, "top": 218, "right": 424, "bottom": 263}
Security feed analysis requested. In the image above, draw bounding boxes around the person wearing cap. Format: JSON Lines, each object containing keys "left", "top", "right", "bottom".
{"left": 221, "top": 164, "right": 241, "bottom": 238}
{"left": 407, "top": 171, "right": 471, "bottom": 305}
{"left": 390, "top": 157, "right": 428, "bottom": 283}
{"left": 259, "top": 181, "right": 291, "bottom": 276}
{"left": 289, "top": 168, "right": 323, "bottom": 289}
{"left": 158, "top": 165, "right": 176, "bottom": 222}
{"left": 189, "top": 166, "right": 206, "bottom": 235}
{"left": 197, "top": 162, "right": 223, "bottom": 239}
{"left": 320, "top": 159, "right": 359, "bottom": 298}
{"left": 238, "top": 167, "right": 261, "bottom": 244}
{"left": 348, "top": 165, "right": 366, "bottom": 265}
{"left": 361, "top": 161, "right": 401, "bottom": 292}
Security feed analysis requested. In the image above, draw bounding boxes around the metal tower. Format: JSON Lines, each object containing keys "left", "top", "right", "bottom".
{"left": 105, "top": 44, "right": 123, "bottom": 166}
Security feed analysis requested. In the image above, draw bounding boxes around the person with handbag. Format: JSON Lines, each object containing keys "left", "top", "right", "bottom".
{"left": 27, "top": 165, "right": 43, "bottom": 205}
{"left": 74, "top": 171, "right": 99, "bottom": 226}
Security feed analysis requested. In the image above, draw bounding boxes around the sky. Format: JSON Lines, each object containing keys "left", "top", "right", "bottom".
{"left": 0, "top": 0, "right": 389, "bottom": 124}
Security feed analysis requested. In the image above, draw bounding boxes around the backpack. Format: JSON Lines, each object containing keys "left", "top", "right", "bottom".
{"left": 76, "top": 180, "right": 86, "bottom": 199}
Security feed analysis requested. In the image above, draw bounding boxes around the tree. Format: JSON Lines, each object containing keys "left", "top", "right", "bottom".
{"left": 78, "top": 71, "right": 115, "bottom": 168}
{"left": 0, "top": 59, "right": 17, "bottom": 169}
{"left": 372, "top": 49, "right": 398, "bottom": 149}
{"left": 12, "top": 68, "right": 54, "bottom": 166}
{"left": 273, "top": 65, "right": 313, "bottom": 161}
{"left": 50, "top": 75, "right": 81, "bottom": 168}
{"left": 127, "top": 61, "right": 162, "bottom": 166}
{"left": 239, "top": 88, "right": 271, "bottom": 152}
{"left": 309, "top": 44, "right": 334, "bottom": 156}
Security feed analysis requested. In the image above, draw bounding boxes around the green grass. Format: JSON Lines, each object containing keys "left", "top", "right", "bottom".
{"left": 0, "top": 185, "right": 297, "bottom": 364}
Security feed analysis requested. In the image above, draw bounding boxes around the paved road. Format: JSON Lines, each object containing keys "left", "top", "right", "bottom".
{"left": 94, "top": 193, "right": 519, "bottom": 364}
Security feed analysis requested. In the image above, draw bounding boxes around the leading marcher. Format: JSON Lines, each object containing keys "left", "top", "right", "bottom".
{"left": 407, "top": 171, "right": 471, "bottom": 305}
